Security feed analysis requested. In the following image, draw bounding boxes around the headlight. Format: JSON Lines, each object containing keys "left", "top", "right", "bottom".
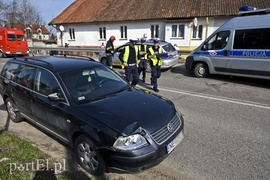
{"left": 113, "top": 134, "right": 148, "bottom": 151}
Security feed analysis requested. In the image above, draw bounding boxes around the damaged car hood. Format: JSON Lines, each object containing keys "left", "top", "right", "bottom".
{"left": 77, "top": 88, "right": 175, "bottom": 135}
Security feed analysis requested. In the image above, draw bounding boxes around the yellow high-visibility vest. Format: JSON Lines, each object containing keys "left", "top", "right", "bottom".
{"left": 138, "top": 44, "right": 148, "bottom": 59}
{"left": 121, "top": 46, "right": 139, "bottom": 68}
{"left": 149, "top": 47, "right": 163, "bottom": 66}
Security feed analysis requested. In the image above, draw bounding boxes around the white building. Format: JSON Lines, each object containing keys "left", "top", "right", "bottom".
{"left": 49, "top": 0, "right": 270, "bottom": 51}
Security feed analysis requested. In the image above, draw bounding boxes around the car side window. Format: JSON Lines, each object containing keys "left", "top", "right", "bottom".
{"left": 16, "top": 65, "right": 36, "bottom": 89}
{"left": 1, "top": 63, "right": 20, "bottom": 80}
{"left": 35, "top": 69, "right": 62, "bottom": 97}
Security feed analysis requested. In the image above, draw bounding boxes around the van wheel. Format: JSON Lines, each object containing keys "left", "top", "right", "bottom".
{"left": 5, "top": 98, "right": 23, "bottom": 123}
{"left": 74, "top": 135, "right": 106, "bottom": 176}
{"left": 194, "top": 63, "right": 208, "bottom": 78}
{"left": 101, "top": 58, "right": 107, "bottom": 66}
{"left": 0, "top": 51, "right": 3, "bottom": 58}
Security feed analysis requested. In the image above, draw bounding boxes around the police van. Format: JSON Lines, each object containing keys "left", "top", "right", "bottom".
{"left": 185, "top": 8, "right": 270, "bottom": 80}
{"left": 0, "top": 27, "right": 28, "bottom": 57}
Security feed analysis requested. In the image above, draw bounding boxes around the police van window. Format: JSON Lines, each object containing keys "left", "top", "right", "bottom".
{"left": 8, "top": 34, "right": 16, "bottom": 41}
{"left": 205, "top": 31, "right": 230, "bottom": 50}
{"left": 233, "top": 28, "right": 270, "bottom": 49}
{"left": 16, "top": 65, "right": 36, "bottom": 89}
{"left": 35, "top": 69, "right": 63, "bottom": 97}
{"left": 1, "top": 63, "right": 19, "bottom": 80}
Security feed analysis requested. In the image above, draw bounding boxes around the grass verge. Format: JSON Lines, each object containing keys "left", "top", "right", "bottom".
{"left": 0, "top": 130, "right": 91, "bottom": 180}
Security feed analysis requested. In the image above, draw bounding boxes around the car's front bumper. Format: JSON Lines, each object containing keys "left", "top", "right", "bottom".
{"left": 101, "top": 121, "right": 184, "bottom": 174}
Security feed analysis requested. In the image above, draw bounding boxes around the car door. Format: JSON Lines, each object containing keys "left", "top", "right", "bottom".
{"left": 12, "top": 64, "right": 36, "bottom": 117}
{"left": 31, "top": 68, "right": 69, "bottom": 142}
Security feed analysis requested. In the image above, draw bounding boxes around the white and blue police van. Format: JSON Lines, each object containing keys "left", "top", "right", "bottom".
{"left": 185, "top": 7, "right": 270, "bottom": 80}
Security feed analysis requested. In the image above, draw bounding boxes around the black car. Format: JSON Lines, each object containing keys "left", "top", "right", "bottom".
{"left": 0, "top": 55, "right": 184, "bottom": 175}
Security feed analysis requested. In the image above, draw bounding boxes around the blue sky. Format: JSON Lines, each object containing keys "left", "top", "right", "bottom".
{"left": 37, "top": 0, "right": 74, "bottom": 24}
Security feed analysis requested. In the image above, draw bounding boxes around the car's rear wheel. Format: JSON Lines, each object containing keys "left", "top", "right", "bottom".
{"left": 194, "top": 63, "right": 209, "bottom": 78}
{"left": 5, "top": 98, "right": 23, "bottom": 123}
{"left": 101, "top": 58, "right": 107, "bottom": 66}
{"left": 74, "top": 135, "right": 106, "bottom": 176}
{"left": 0, "top": 51, "right": 4, "bottom": 58}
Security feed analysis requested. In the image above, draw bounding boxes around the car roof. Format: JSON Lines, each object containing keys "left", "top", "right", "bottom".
{"left": 9, "top": 56, "right": 102, "bottom": 73}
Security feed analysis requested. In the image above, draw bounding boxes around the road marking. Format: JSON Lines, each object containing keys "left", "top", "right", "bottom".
{"left": 160, "top": 87, "right": 270, "bottom": 110}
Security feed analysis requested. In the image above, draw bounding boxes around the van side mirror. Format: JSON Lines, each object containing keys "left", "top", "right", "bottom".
{"left": 202, "top": 42, "right": 207, "bottom": 51}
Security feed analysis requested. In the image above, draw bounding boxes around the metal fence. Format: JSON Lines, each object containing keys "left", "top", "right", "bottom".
{"left": 28, "top": 47, "right": 191, "bottom": 61}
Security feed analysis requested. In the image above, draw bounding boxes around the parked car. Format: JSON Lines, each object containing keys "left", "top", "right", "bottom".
{"left": 0, "top": 55, "right": 184, "bottom": 176}
{"left": 99, "top": 40, "right": 180, "bottom": 71}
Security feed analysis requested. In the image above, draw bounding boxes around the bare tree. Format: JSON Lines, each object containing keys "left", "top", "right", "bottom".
{"left": 2, "top": 0, "right": 45, "bottom": 27}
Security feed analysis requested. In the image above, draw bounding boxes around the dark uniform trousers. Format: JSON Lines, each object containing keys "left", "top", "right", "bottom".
{"left": 106, "top": 55, "right": 113, "bottom": 67}
{"left": 125, "top": 65, "right": 139, "bottom": 86}
{"left": 151, "top": 65, "right": 161, "bottom": 90}
{"left": 138, "top": 59, "right": 147, "bottom": 81}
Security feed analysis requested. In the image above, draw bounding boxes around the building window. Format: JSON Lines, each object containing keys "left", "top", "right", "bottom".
{"left": 69, "top": 28, "right": 75, "bottom": 40}
{"left": 172, "top": 25, "right": 185, "bottom": 38}
{"left": 192, "top": 25, "right": 203, "bottom": 39}
{"left": 99, "top": 27, "right": 106, "bottom": 40}
{"left": 120, "top": 26, "right": 127, "bottom": 39}
{"left": 151, "top": 25, "right": 159, "bottom": 38}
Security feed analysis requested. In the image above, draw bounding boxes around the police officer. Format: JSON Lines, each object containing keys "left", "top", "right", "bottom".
{"left": 138, "top": 38, "right": 148, "bottom": 83}
{"left": 120, "top": 39, "right": 140, "bottom": 86}
{"left": 105, "top": 36, "right": 116, "bottom": 69}
{"left": 147, "top": 39, "right": 165, "bottom": 92}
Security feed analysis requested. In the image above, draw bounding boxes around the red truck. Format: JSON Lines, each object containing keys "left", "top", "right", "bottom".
{"left": 0, "top": 27, "right": 28, "bottom": 57}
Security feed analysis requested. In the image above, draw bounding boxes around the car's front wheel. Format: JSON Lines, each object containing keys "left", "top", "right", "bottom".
{"left": 5, "top": 98, "right": 23, "bottom": 123}
{"left": 194, "top": 63, "right": 209, "bottom": 78}
{"left": 74, "top": 135, "right": 106, "bottom": 176}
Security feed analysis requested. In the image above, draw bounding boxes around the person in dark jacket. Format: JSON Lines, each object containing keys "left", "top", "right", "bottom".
{"left": 147, "top": 38, "right": 166, "bottom": 92}
{"left": 138, "top": 38, "right": 148, "bottom": 83}
{"left": 105, "top": 36, "right": 116, "bottom": 69}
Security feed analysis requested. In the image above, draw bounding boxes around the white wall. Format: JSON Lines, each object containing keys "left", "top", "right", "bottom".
{"left": 56, "top": 17, "right": 232, "bottom": 48}
{"left": 57, "top": 21, "right": 166, "bottom": 47}
{"left": 165, "top": 17, "right": 231, "bottom": 48}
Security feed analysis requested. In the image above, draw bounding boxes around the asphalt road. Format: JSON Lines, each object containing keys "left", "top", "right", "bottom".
{"left": 0, "top": 57, "right": 270, "bottom": 180}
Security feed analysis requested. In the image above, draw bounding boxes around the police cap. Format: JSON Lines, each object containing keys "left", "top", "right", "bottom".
{"left": 153, "top": 38, "right": 160, "bottom": 43}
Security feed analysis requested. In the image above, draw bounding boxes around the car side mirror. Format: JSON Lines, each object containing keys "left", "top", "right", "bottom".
{"left": 48, "top": 93, "right": 65, "bottom": 102}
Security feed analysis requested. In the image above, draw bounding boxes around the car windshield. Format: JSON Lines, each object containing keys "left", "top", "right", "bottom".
{"left": 162, "top": 43, "right": 176, "bottom": 52}
{"left": 60, "top": 65, "right": 128, "bottom": 104}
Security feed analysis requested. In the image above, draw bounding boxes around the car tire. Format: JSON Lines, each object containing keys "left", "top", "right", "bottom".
{"left": 194, "top": 63, "right": 209, "bottom": 78}
{"left": 5, "top": 98, "right": 23, "bottom": 123}
{"left": 0, "top": 51, "right": 4, "bottom": 58}
{"left": 100, "top": 58, "right": 107, "bottom": 66}
{"left": 74, "top": 135, "right": 106, "bottom": 176}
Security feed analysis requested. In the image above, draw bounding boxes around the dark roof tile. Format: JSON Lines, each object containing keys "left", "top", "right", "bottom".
{"left": 49, "top": 0, "right": 270, "bottom": 25}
